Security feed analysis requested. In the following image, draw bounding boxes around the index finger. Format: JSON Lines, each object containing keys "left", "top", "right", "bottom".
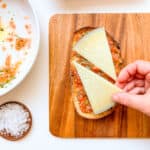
{"left": 117, "top": 60, "right": 150, "bottom": 83}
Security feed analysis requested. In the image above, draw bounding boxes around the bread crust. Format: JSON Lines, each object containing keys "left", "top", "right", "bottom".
{"left": 70, "top": 27, "right": 122, "bottom": 119}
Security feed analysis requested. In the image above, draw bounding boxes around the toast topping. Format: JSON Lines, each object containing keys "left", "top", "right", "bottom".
{"left": 71, "top": 28, "right": 123, "bottom": 114}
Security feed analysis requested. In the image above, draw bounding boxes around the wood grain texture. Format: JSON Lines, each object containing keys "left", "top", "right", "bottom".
{"left": 49, "top": 14, "right": 150, "bottom": 138}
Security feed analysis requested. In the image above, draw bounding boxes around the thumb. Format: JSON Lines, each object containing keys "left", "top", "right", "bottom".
{"left": 112, "top": 92, "right": 143, "bottom": 111}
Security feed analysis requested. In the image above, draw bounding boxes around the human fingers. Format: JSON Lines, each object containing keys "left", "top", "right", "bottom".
{"left": 135, "top": 60, "right": 150, "bottom": 75}
{"left": 117, "top": 60, "right": 150, "bottom": 83}
{"left": 128, "top": 87, "right": 145, "bottom": 94}
{"left": 116, "top": 79, "right": 145, "bottom": 90}
{"left": 123, "top": 79, "right": 145, "bottom": 92}
{"left": 115, "top": 72, "right": 134, "bottom": 89}
{"left": 145, "top": 73, "right": 150, "bottom": 92}
{"left": 135, "top": 73, "right": 145, "bottom": 79}
{"left": 112, "top": 92, "right": 145, "bottom": 113}
{"left": 115, "top": 81, "right": 126, "bottom": 89}
{"left": 117, "top": 63, "right": 137, "bottom": 83}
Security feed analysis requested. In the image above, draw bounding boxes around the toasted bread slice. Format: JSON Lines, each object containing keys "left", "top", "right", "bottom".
{"left": 73, "top": 94, "right": 115, "bottom": 119}
{"left": 70, "top": 27, "right": 123, "bottom": 119}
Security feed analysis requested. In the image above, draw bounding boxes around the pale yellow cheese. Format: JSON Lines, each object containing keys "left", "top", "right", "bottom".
{"left": 74, "top": 61, "right": 121, "bottom": 114}
{"left": 73, "top": 27, "right": 117, "bottom": 80}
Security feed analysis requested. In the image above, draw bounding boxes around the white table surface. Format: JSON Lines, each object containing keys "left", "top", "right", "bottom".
{"left": 1, "top": 0, "right": 150, "bottom": 149}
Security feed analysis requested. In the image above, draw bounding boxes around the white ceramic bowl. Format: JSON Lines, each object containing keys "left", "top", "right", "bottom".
{"left": 0, "top": 0, "right": 40, "bottom": 96}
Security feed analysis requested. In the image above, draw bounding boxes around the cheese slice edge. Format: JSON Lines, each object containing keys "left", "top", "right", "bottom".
{"left": 73, "top": 27, "right": 117, "bottom": 80}
{"left": 74, "top": 61, "right": 122, "bottom": 114}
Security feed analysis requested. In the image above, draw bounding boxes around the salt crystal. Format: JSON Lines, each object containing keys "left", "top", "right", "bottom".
{"left": 0, "top": 102, "right": 31, "bottom": 138}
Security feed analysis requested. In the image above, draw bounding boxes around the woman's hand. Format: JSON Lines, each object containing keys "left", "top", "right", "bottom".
{"left": 112, "top": 60, "right": 150, "bottom": 116}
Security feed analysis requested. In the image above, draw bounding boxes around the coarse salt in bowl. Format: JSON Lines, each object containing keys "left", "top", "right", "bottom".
{"left": 0, "top": 101, "right": 32, "bottom": 141}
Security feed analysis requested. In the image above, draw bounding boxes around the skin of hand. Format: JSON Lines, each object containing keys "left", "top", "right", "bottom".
{"left": 112, "top": 60, "right": 150, "bottom": 116}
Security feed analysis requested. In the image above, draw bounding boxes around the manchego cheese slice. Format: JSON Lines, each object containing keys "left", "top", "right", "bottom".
{"left": 74, "top": 61, "right": 121, "bottom": 114}
{"left": 73, "top": 27, "right": 117, "bottom": 80}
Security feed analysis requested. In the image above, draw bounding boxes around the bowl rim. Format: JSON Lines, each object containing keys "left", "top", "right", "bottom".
{"left": 0, "top": 0, "right": 40, "bottom": 96}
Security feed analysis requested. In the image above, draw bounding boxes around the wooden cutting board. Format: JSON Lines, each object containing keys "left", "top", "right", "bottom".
{"left": 49, "top": 14, "right": 150, "bottom": 138}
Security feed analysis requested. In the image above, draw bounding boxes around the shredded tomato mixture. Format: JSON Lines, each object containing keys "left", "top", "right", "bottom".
{"left": 0, "top": 14, "right": 32, "bottom": 88}
{"left": 1, "top": 3, "right": 7, "bottom": 9}
{"left": 15, "top": 38, "right": 28, "bottom": 50}
{"left": 0, "top": 56, "right": 21, "bottom": 88}
{"left": 25, "top": 24, "right": 32, "bottom": 34}
{"left": 71, "top": 28, "right": 123, "bottom": 113}
{"left": 71, "top": 68, "right": 93, "bottom": 113}
{"left": 9, "top": 19, "right": 16, "bottom": 29}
